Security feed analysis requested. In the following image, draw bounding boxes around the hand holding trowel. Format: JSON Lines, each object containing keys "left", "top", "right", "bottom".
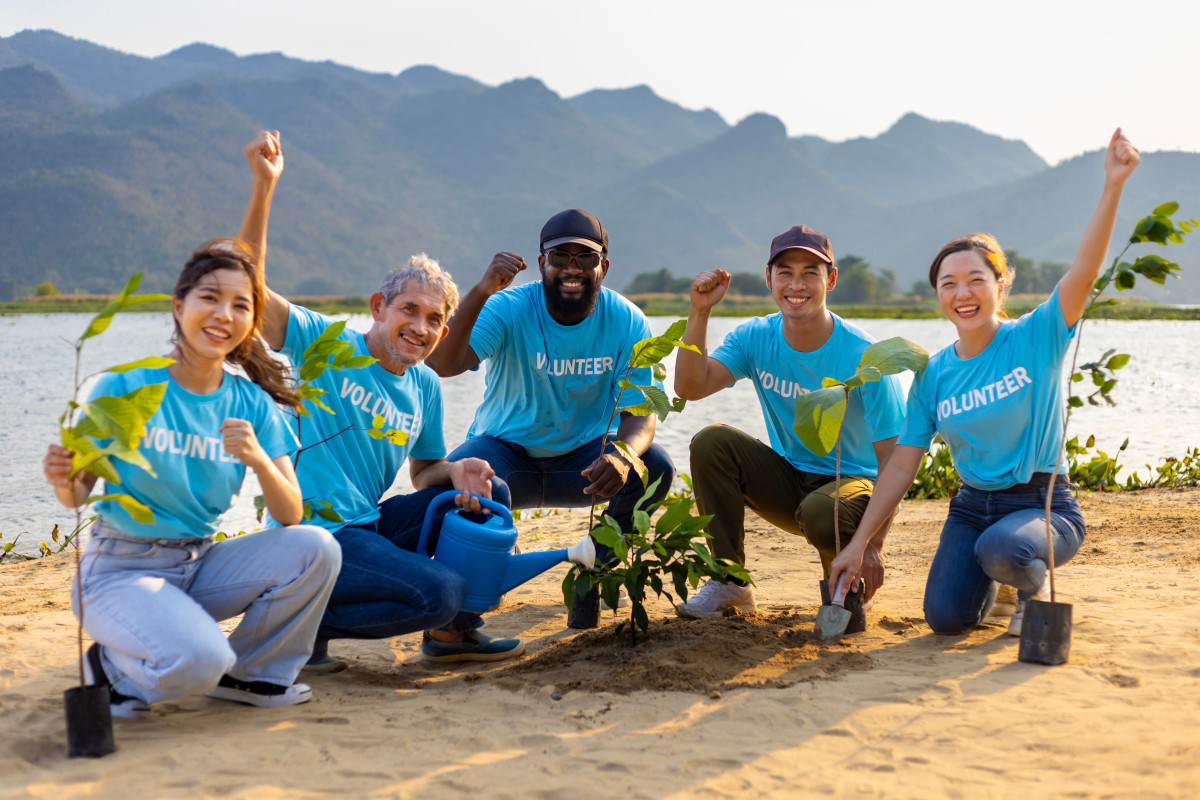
{"left": 814, "top": 574, "right": 853, "bottom": 642}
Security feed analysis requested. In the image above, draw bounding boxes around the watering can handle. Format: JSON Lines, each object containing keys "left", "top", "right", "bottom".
{"left": 415, "top": 490, "right": 515, "bottom": 557}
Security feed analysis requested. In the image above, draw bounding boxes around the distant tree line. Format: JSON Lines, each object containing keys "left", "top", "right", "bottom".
{"left": 623, "top": 255, "right": 900, "bottom": 304}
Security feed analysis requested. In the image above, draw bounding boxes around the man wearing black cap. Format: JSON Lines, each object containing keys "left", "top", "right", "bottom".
{"left": 671, "top": 225, "right": 905, "bottom": 620}
{"left": 425, "top": 209, "right": 675, "bottom": 628}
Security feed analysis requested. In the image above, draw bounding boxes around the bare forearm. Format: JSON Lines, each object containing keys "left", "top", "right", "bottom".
{"left": 256, "top": 457, "right": 303, "bottom": 526}
{"left": 55, "top": 480, "right": 92, "bottom": 509}
{"left": 237, "top": 176, "right": 289, "bottom": 347}
{"left": 614, "top": 412, "right": 656, "bottom": 457}
{"left": 425, "top": 285, "right": 488, "bottom": 376}
{"left": 674, "top": 306, "right": 715, "bottom": 399}
{"left": 410, "top": 459, "right": 453, "bottom": 490}
{"left": 1059, "top": 180, "right": 1125, "bottom": 326}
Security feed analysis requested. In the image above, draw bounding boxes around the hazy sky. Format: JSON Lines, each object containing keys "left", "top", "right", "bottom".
{"left": 4, "top": 0, "right": 1197, "bottom": 164}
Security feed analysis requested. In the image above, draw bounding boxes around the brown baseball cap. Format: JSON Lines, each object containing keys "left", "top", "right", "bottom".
{"left": 768, "top": 225, "right": 834, "bottom": 266}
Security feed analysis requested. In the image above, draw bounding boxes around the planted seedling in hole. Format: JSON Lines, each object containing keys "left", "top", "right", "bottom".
{"left": 563, "top": 320, "right": 750, "bottom": 644}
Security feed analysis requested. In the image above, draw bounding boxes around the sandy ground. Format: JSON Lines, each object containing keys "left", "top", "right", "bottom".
{"left": 3, "top": 488, "right": 1200, "bottom": 799}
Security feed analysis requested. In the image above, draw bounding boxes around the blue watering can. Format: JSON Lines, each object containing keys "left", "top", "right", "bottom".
{"left": 417, "top": 491, "right": 595, "bottom": 613}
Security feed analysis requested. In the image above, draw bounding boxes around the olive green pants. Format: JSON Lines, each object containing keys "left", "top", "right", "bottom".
{"left": 690, "top": 424, "right": 874, "bottom": 576}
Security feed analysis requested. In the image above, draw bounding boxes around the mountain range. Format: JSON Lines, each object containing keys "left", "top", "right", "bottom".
{"left": 1, "top": 29, "right": 1197, "bottom": 301}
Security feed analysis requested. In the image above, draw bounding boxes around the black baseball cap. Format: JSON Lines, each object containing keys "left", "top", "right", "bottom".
{"left": 540, "top": 209, "right": 608, "bottom": 254}
{"left": 768, "top": 225, "right": 834, "bottom": 266}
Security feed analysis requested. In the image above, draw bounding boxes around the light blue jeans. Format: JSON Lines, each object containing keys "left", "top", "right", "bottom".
{"left": 923, "top": 483, "right": 1085, "bottom": 634}
{"left": 75, "top": 520, "right": 341, "bottom": 705}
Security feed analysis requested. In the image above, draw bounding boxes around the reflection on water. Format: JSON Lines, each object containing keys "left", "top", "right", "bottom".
{"left": 3, "top": 312, "right": 1197, "bottom": 555}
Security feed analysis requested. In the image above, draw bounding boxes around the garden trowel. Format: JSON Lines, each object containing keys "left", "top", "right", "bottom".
{"left": 814, "top": 575, "right": 852, "bottom": 642}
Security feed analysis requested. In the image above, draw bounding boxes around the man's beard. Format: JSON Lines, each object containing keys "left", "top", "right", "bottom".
{"left": 542, "top": 275, "right": 600, "bottom": 324}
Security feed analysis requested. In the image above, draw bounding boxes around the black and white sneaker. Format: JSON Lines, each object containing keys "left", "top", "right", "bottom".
{"left": 82, "top": 643, "right": 150, "bottom": 719}
{"left": 206, "top": 674, "right": 313, "bottom": 708}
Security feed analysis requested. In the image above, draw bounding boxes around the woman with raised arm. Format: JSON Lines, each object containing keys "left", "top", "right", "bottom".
{"left": 828, "top": 129, "right": 1139, "bottom": 636}
{"left": 43, "top": 241, "right": 340, "bottom": 717}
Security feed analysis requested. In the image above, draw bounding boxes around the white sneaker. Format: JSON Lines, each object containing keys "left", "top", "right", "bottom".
{"left": 600, "top": 585, "right": 630, "bottom": 611}
{"left": 675, "top": 580, "right": 756, "bottom": 619}
{"left": 206, "top": 675, "right": 313, "bottom": 708}
{"left": 990, "top": 584, "right": 1018, "bottom": 618}
{"left": 1007, "top": 582, "right": 1049, "bottom": 637}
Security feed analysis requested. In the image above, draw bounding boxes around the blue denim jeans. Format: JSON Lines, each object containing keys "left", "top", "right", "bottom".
{"left": 318, "top": 481, "right": 512, "bottom": 640}
{"left": 923, "top": 483, "right": 1086, "bottom": 634}
{"left": 447, "top": 434, "right": 675, "bottom": 533}
{"left": 76, "top": 520, "right": 340, "bottom": 704}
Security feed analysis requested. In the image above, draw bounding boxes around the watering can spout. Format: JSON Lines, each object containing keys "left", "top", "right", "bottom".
{"left": 499, "top": 534, "right": 595, "bottom": 595}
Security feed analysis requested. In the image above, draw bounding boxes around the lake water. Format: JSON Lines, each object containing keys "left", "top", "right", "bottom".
{"left": 3, "top": 312, "right": 1197, "bottom": 557}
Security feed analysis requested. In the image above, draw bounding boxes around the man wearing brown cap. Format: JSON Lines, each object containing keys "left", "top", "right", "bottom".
{"left": 672, "top": 225, "right": 905, "bottom": 620}
{"left": 425, "top": 209, "right": 675, "bottom": 628}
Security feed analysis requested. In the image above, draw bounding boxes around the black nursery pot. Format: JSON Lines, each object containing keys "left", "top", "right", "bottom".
{"left": 1017, "top": 599, "right": 1072, "bottom": 666}
{"left": 64, "top": 685, "right": 115, "bottom": 758}
{"left": 818, "top": 579, "right": 866, "bottom": 634}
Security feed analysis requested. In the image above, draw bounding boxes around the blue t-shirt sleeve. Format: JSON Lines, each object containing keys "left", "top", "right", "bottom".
{"left": 710, "top": 324, "right": 751, "bottom": 381}
{"left": 897, "top": 366, "right": 937, "bottom": 451}
{"left": 468, "top": 291, "right": 510, "bottom": 362}
{"left": 860, "top": 373, "right": 906, "bottom": 442}
{"left": 1023, "top": 287, "right": 1074, "bottom": 358}
{"left": 251, "top": 389, "right": 298, "bottom": 461}
{"left": 281, "top": 303, "right": 339, "bottom": 361}
{"left": 409, "top": 370, "right": 447, "bottom": 461}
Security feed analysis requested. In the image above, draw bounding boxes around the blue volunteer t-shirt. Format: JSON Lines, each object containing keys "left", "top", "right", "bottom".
{"left": 277, "top": 304, "right": 446, "bottom": 531}
{"left": 466, "top": 283, "right": 660, "bottom": 458}
{"left": 711, "top": 313, "right": 905, "bottom": 478}
{"left": 898, "top": 289, "right": 1076, "bottom": 490}
{"left": 90, "top": 367, "right": 295, "bottom": 539}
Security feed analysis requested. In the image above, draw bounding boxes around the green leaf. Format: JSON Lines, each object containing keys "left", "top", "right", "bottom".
{"left": 628, "top": 320, "right": 699, "bottom": 368}
{"left": 858, "top": 337, "right": 930, "bottom": 376}
{"left": 1153, "top": 201, "right": 1179, "bottom": 217}
{"left": 631, "top": 601, "right": 650, "bottom": 633}
{"left": 1105, "top": 353, "right": 1130, "bottom": 371}
{"left": 91, "top": 493, "right": 155, "bottom": 524}
{"left": 637, "top": 385, "right": 673, "bottom": 421}
{"left": 590, "top": 524, "right": 624, "bottom": 549}
{"left": 105, "top": 356, "right": 175, "bottom": 374}
{"left": 611, "top": 439, "right": 649, "bottom": 486}
{"left": 652, "top": 363, "right": 667, "bottom": 382}
{"left": 301, "top": 321, "right": 348, "bottom": 361}
{"left": 108, "top": 446, "right": 155, "bottom": 476}
{"left": 655, "top": 498, "right": 695, "bottom": 535}
{"left": 80, "top": 273, "right": 142, "bottom": 340}
{"left": 315, "top": 507, "right": 343, "bottom": 522}
{"left": 633, "top": 509, "right": 652, "bottom": 535}
{"left": 843, "top": 366, "right": 880, "bottom": 391}
{"left": 792, "top": 385, "right": 847, "bottom": 458}
{"left": 82, "top": 395, "right": 145, "bottom": 448}
{"left": 671, "top": 563, "right": 690, "bottom": 600}
{"left": 561, "top": 570, "right": 577, "bottom": 609}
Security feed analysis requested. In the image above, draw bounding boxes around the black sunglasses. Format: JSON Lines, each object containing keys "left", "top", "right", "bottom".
{"left": 543, "top": 249, "right": 603, "bottom": 270}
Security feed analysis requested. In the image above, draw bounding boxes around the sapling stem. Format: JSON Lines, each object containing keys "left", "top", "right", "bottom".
{"left": 1043, "top": 240, "right": 1133, "bottom": 603}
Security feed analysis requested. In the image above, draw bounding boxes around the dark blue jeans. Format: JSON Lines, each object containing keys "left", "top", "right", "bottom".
{"left": 923, "top": 483, "right": 1085, "bottom": 635}
{"left": 447, "top": 434, "right": 675, "bottom": 533}
{"left": 317, "top": 481, "right": 512, "bottom": 640}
